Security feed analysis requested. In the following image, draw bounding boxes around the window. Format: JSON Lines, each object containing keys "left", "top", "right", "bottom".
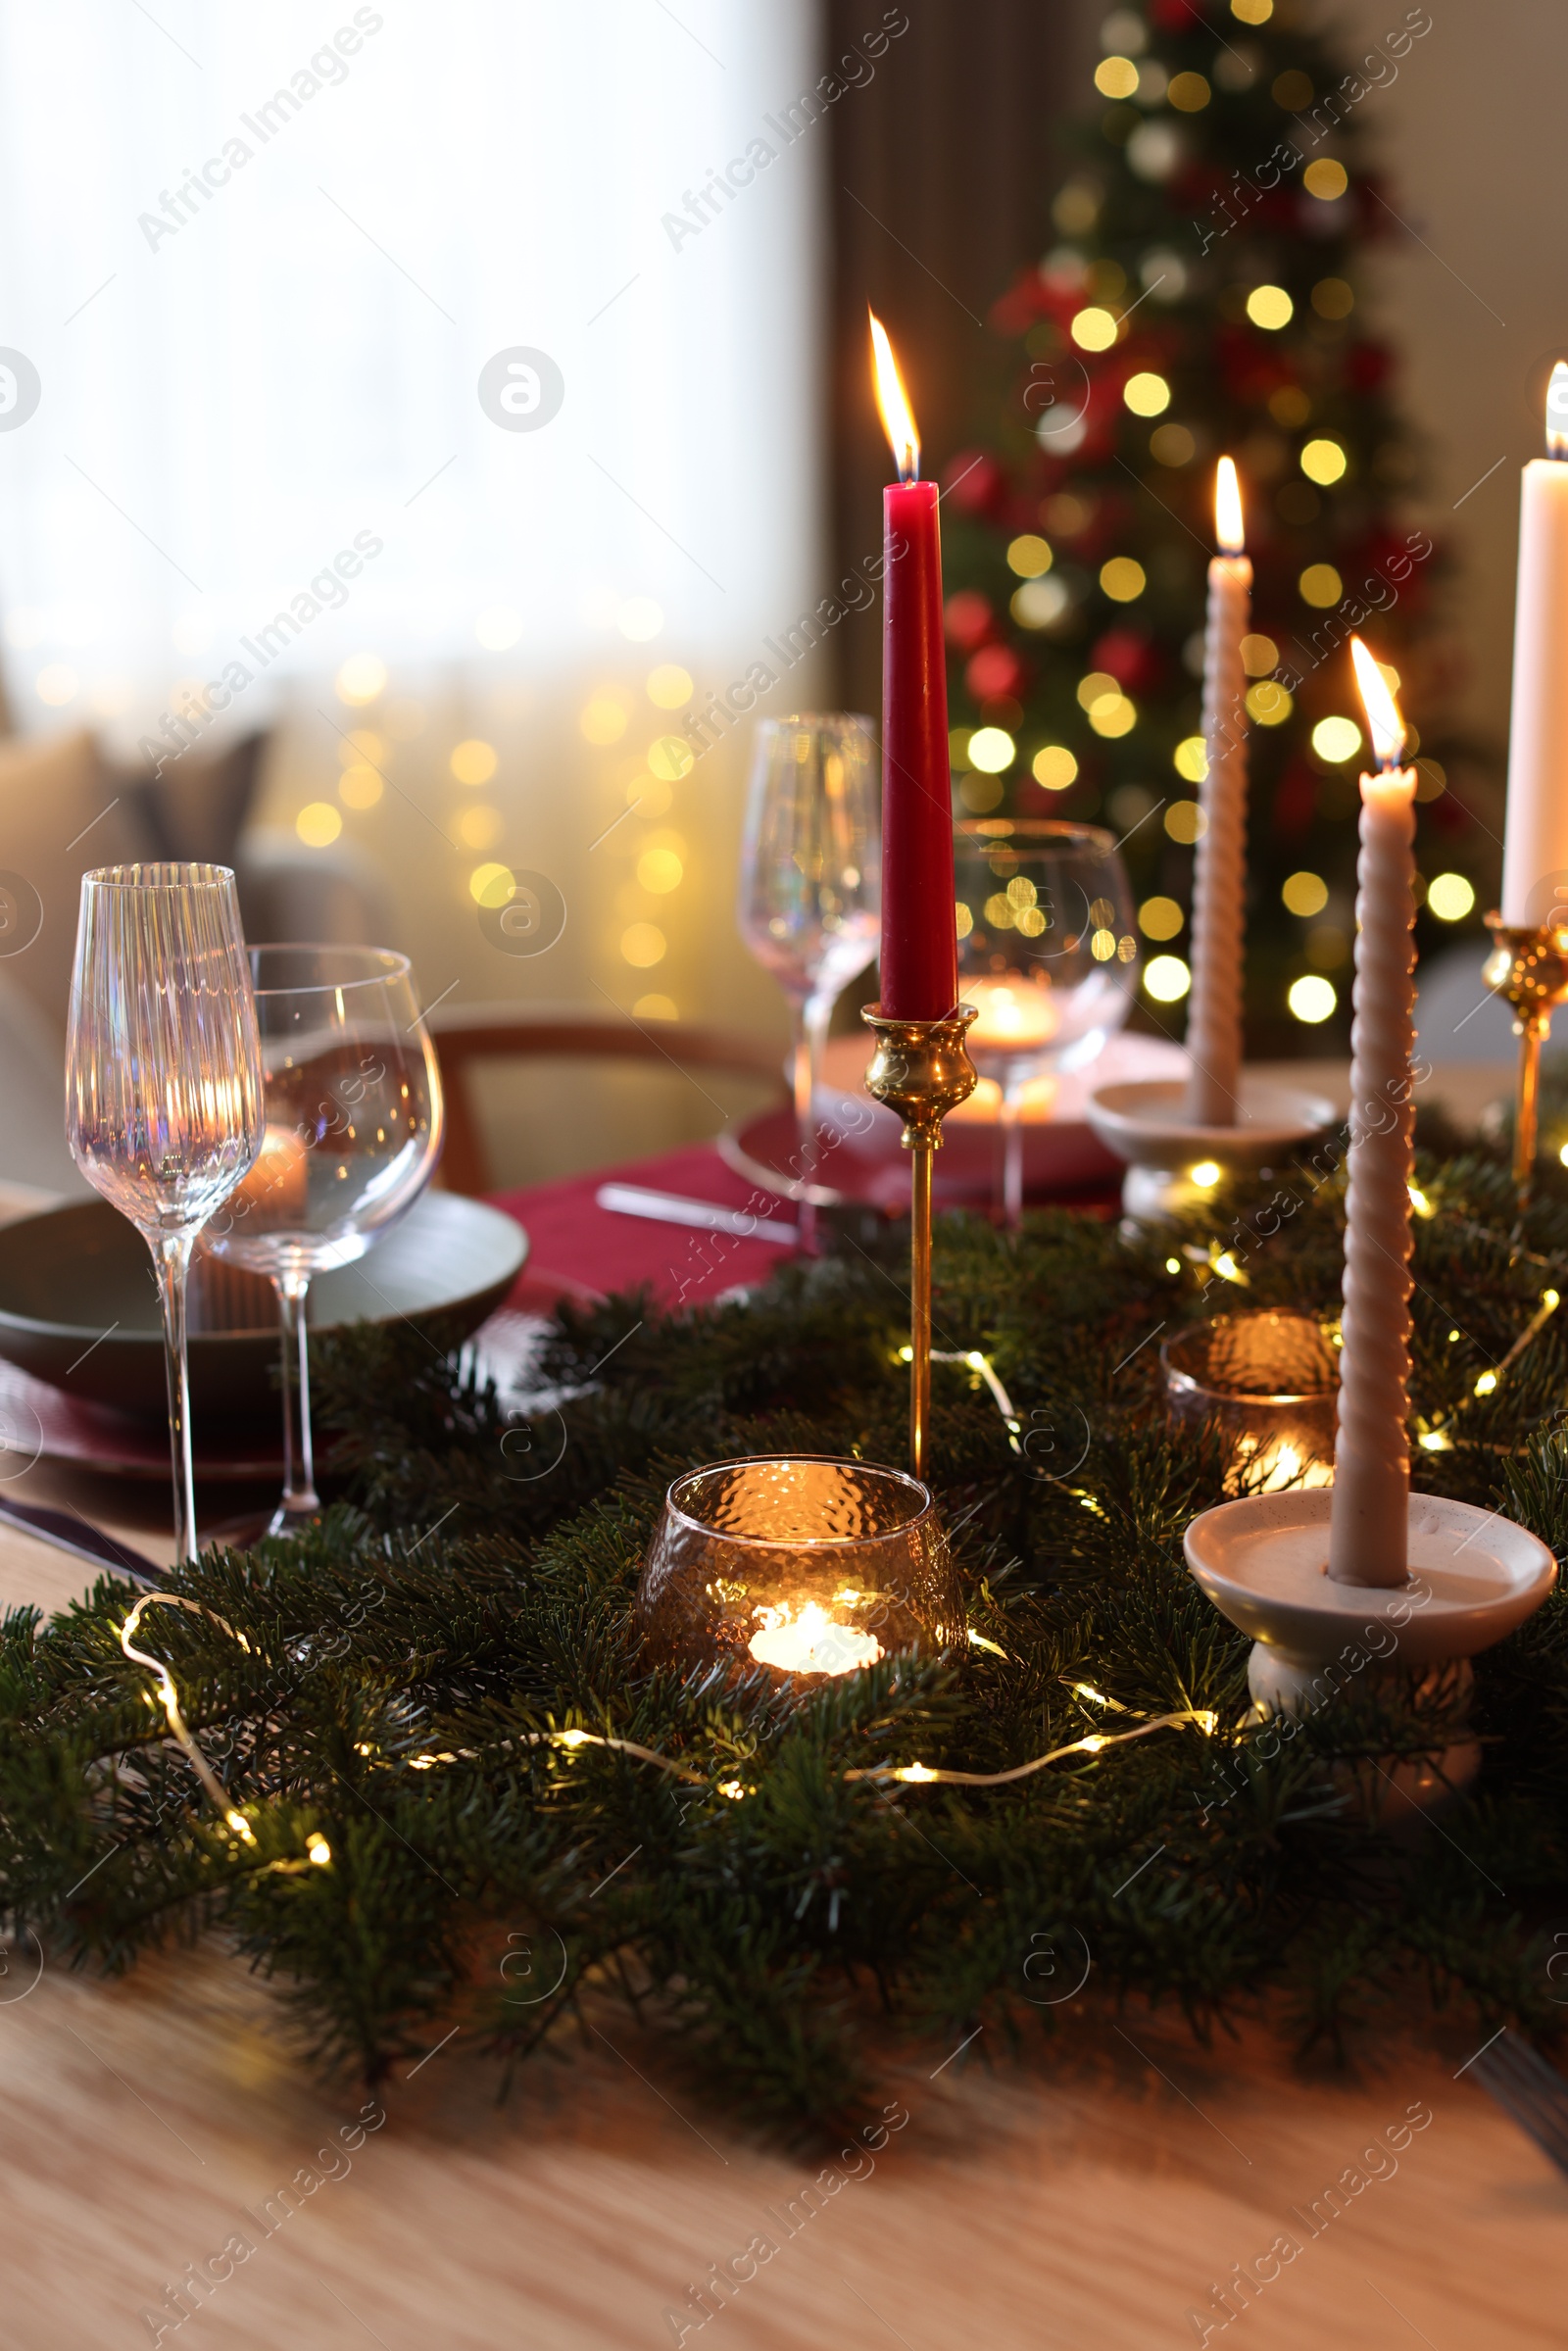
{"left": 0, "top": 1, "right": 821, "bottom": 749}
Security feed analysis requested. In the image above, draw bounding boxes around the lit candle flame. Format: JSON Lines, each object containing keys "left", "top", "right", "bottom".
{"left": 869, "top": 309, "right": 920, "bottom": 483}
{"left": 1214, "top": 456, "right": 1245, "bottom": 556}
{"left": 748, "top": 1597, "right": 883, "bottom": 1676}
{"left": 1547, "top": 361, "right": 1568, "bottom": 459}
{"left": 1348, "top": 635, "right": 1406, "bottom": 770}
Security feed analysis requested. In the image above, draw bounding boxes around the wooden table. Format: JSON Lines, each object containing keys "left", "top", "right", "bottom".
{"left": 1, "top": 1514, "right": 1564, "bottom": 2351}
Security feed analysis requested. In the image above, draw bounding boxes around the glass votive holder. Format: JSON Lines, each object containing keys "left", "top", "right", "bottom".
{"left": 1160, "top": 1310, "right": 1339, "bottom": 1493}
{"left": 635, "top": 1455, "right": 964, "bottom": 1679}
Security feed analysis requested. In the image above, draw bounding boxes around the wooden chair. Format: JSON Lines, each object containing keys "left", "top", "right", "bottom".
{"left": 427, "top": 1006, "right": 789, "bottom": 1195}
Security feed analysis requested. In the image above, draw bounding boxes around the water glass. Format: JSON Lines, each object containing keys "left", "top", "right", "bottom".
{"left": 66, "top": 864, "right": 265, "bottom": 1562}
{"left": 737, "top": 714, "right": 881, "bottom": 1249}
{"left": 202, "top": 946, "right": 444, "bottom": 1534}
{"left": 955, "top": 819, "right": 1137, "bottom": 1226}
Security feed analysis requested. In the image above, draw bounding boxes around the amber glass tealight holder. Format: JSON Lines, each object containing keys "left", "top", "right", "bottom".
{"left": 1161, "top": 1309, "right": 1339, "bottom": 1493}
{"left": 635, "top": 1455, "right": 963, "bottom": 1679}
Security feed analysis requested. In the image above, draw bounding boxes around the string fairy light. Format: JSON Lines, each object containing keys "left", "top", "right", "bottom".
{"left": 116, "top": 1595, "right": 1216, "bottom": 1828}
{"left": 1416, "top": 1283, "right": 1561, "bottom": 1452}
{"left": 120, "top": 1592, "right": 259, "bottom": 1844}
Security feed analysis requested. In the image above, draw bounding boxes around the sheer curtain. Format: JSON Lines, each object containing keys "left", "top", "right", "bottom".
{"left": 0, "top": 0, "right": 823, "bottom": 746}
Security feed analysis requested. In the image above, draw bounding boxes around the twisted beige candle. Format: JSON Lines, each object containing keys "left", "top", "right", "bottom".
{"left": 1328, "top": 763, "right": 1418, "bottom": 1587}
{"left": 1184, "top": 554, "right": 1251, "bottom": 1125}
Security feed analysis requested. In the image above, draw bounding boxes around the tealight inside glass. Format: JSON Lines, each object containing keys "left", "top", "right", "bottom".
{"left": 636, "top": 1455, "right": 963, "bottom": 1677}
{"left": 1161, "top": 1310, "right": 1339, "bottom": 1492}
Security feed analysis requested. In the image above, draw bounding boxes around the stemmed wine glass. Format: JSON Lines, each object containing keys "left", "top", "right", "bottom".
{"left": 737, "top": 714, "right": 881, "bottom": 1250}
{"left": 66, "top": 864, "right": 265, "bottom": 1564}
{"left": 201, "top": 946, "right": 444, "bottom": 1536}
{"left": 955, "top": 819, "right": 1137, "bottom": 1228}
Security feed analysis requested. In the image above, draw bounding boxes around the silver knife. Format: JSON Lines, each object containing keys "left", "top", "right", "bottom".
{"left": 0, "top": 1495, "right": 164, "bottom": 1586}
{"left": 595, "top": 1183, "right": 800, "bottom": 1247}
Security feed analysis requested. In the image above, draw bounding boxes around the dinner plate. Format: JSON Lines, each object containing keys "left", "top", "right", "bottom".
{"left": 0, "top": 1192, "right": 528, "bottom": 1423}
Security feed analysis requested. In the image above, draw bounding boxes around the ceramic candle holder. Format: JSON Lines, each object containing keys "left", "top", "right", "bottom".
{"left": 635, "top": 1454, "right": 964, "bottom": 1681}
{"left": 1086, "top": 1073, "right": 1339, "bottom": 1224}
{"left": 1161, "top": 1309, "right": 1339, "bottom": 1493}
{"left": 1185, "top": 1489, "right": 1556, "bottom": 1814}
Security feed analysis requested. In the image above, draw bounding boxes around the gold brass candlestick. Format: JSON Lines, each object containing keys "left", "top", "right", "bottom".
{"left": 1483, "top": 911, "right": 1568, "bottom": 1205}
{"left": 861, "top": 1004, "right": 978, "bottom": 1478}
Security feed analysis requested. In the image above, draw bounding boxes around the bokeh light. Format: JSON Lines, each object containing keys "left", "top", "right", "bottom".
{"left": 456, "top": 805, "right": 503, "bottom": 850}
{"left": 646, "top": 664, "right": 694, "bottom": 709}
{"left": 1006, "top": 533, "right": 1053, "bottom": 577}
{"left": 1070, "top": 307, "right": 1118, "bottom": 353}
{"left": 620, "top": 922, "right": 666, "bottom": 967}
{"left": 1311, "top": 715, "right": 1362, "bottom": 763}
{"left": 1246, "top": 284, "right": 1294, "bottom": 330}
{"left": 1032, "top": 745, "right": 1078, "bottom": 789}
{"left": 450, "top": 737, "right": 499, "bottom": 785}
{"left": 580, "top": 694, "right": 629, "bottom": 746}
{"left": 296, "top": 803, "right": 342, "bottom": 847}
{"left": 1123, "top": 372, "right": 1171, "bottom": 416}
{"left": 1139, "top": 896, "right": 1184, "bottom": 941}
{"left": 1145, "top": 955, "right": 1191, "bottom": 1003}
{"left": 637, "top": 846, "right": 684, "bottom": 894}
{"left": 648, "top": 735, "right": 695, "bottom": 781}
{"left": 968, "top": 726, "right": 1016, "bottom": 772}
{"left": 338, "top": 764, "right": 383, "bottom": 809}
{"left": 1300, "top": 437, "right": 1348, "bottom": 485}
{"left": 1282, "top": 871, "right": 1329, "bottom": 916}
{"left": 1298, "top": 563, "right": 1343, "bottom": 608}
{"left": 1288, "top": 975, "right": 1337, "bottom": 1024}
{"left": 1100, "top": 557, "right": 1147, "bottom": 602}
{"left": 1427, "top": 872, "right": 1476, "bottom": 922}
{"left": 335, "top": 654, "right": 387, "bottom": 705}
{"left": 1303, "top": 159, "right": 1348, "bottom": 200}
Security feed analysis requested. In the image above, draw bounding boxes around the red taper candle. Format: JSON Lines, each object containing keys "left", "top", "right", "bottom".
{"left": 871, "top": 312, "right": 958, "bottom": 1019}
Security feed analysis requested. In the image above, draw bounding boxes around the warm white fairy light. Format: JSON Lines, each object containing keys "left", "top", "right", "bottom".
{"left": 1415, "top": 1283, "right": 1561, "bottom": 1450}
{"left": 119, "top": 1592, "right": 259, "bottom": 1844}
{"left": 118, "top": 1592, "right": 1217, "bottom": 1828}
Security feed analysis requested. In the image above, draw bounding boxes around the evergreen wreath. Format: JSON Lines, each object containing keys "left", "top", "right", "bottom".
{"left": 5, "top": 1148, "right": 1568, "bottom": 2131}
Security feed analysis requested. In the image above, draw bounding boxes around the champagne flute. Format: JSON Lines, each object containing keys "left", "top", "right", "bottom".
{"left": 202, "top": 946, "right": 444, "bottom": 1536}
{"left": 955, "top": 819, "right": 1138, "bottom": 1228}
{"left": 737, "top": 714, "right": 881, "bottom": 1250}
{"left": 66, "top": 864, "right": 265, "bottom": 1564}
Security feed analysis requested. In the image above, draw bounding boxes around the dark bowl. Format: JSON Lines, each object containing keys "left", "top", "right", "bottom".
{"left": 0, "top": 1193, "right": 527, "bottom": 1421}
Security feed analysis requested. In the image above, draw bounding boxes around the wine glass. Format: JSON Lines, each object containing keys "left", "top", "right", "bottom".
{"left": 955, "top": 819, "right": 1137, "bottom": 1228}
{"left": 66, "top": 863, "right": 265, "bottom": 1564}
{"left": 737, "top": 714, "right": 881, "bottom": 1249}
{"left": 201, "top": 946, "right": 444, "bottom": 1536}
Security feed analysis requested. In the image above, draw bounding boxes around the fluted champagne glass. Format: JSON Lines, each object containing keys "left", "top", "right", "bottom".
{"left": 202, "top": 947, "right": 444, "bottom": 1536}
{"left": 66, "top": 864, "right": 265, "bottom": 1563}
{"left": 737, "top": 714, "right": 881, "bottom": 1250}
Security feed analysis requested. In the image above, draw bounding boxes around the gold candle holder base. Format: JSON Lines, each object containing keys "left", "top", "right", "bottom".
{"left": 1482, "top": 911, "right": 1568, "bottom": 1205}
{"left": 861, "top": 1003, "right": 979, "bottom": 1479}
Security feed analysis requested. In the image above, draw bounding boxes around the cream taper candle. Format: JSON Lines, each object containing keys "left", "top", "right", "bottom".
{"left": 1184, "top": 458, "right": 1251, "bottom": 1126}
{"left": 1328, "top": 640, "right": 1417, "bottom": 1589}
{"left": 1500, "top": 363, "right": 1568, "bottom": 928}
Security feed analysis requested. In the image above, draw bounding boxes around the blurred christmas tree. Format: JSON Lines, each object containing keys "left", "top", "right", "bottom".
{"left": 938, "top": 0, "right": 1482, "bottom": 1054}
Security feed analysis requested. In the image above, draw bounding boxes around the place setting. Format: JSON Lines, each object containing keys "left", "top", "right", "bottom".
{"left": 0, "top": 903, "right": 524, "bottom": 1545}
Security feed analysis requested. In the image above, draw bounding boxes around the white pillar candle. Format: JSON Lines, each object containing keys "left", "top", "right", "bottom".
{"left": 1328, "top": 641, "right": 1417, "bottom": 1589}
{"left": 1500, "top": 363, "right": 1568, "bottom": 929}
{"left": 1184, "top": 458, "right": 1251, "bottom": 1126}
